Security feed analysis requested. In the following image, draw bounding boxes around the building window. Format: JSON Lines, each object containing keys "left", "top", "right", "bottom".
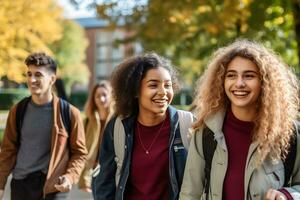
{"left": 95, "top": 29, "right": 125, "bottom": 81}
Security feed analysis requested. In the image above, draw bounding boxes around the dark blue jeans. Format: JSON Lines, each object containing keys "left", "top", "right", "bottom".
{"left": 11, "top": 171, "right": 69, "bottom": 200}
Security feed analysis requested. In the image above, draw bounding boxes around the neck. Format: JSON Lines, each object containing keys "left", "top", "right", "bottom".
{"left": 31, "top": 92, "right": 53, "bottom": 105}
{"left": 137, "top": 112, "right": 166, "bottom": 126}
{"left": 98, "top": 108, "right": 109, "bottom": 120}
{"left": 231, "top": 106, "right": 256, "bottom": 122}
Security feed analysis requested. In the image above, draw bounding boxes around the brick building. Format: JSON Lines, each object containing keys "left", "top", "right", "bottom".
{"left": 75, "top": 17, "right": 142, "bottom": 90}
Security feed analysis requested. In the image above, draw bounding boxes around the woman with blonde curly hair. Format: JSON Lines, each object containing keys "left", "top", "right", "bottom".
{"left": 78, "top": 81, "right": 114, "bottom": 193}
{"left": 180, "top": 39, "right": 300, "bottom": 200}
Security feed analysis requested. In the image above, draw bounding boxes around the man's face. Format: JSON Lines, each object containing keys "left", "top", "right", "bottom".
{"left": 26, "top": 65, "right": 56, "bottom": 97}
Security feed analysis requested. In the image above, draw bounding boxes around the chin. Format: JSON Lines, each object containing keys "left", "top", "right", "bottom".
{"left": 157, "top": 107, "right": 168, "bottom": 114}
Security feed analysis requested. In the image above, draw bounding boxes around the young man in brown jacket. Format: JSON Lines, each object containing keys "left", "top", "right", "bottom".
{"left": 0, "top": 53, "right": 87, "bottom": 200}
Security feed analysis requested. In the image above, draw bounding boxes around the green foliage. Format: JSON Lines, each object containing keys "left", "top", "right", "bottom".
{"left": 172, "top": 90, "right": 193, "bottom": 106}
{"left": 0, "top": 129, "right": 3, "bottom": 145}
{"left": 0, "top": 0, "right": 63, "bottom": 83}
{"left": 50, "top": 20, "right": 90, "bottom": 94}
{"left": 69, "top": 91, "right": 88, "bottom": 111}
{"left": 0, "top": 89, "right": 29, "bottom": 110}
{"left": 85, "top": 0, "right": 300, "bottom": 85}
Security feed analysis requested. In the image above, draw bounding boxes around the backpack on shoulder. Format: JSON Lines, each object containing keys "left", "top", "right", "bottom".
{"left": 15, "top": 96, "right": 71, "bottom": 145}
{"left": 202, "top": 122, "right": 299, "bottom": 197}
{"left": 113, "top": 110, "right": 194, "bottom": 185}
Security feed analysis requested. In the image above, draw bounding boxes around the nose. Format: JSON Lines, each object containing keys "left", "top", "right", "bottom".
{"left": 29, "top": 75, "right": 37, "bottom": 83}
{"left": 235, "top": 76, "right": 246, "bottom": 88}
{"left": 158, "top": 86, "right": 167, "bottom": 95}
{"left": 100, "top": 96, "right": 106, "bottom": 103}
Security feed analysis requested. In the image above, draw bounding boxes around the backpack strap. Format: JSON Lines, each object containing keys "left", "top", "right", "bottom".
{"left": 112, "top": 110, "right": 193, "bottom": 186}
{"left": 202, "top": 127, "right": 217, "bottom": 199}
{"left": 113, "top": 116, "right": 126, "bottom": 186}
{"left": 59, "top": 98, "right": 71, "bottom": 136}
{"left": 15, "top": 97, "right": 71, "bottom": 146}
{"left": 177, "top": 110, "right": 193, "bottom": 149}
{"left": 283, "top": 121, "right": 299, "bottom": 186}
{"left": 16, "top": 97, "right": 31, "bottom": 145}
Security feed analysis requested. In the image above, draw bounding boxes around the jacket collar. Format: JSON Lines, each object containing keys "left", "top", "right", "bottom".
{"left": 204, "top": 109, "right": 227, "bottom": 150}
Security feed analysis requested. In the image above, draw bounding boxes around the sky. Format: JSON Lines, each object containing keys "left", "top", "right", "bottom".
{"left": 56, "top": 0, "right": 96, "bottom": 19}
{"left": 57, "top": 0, "right": 148, "bottom": 19}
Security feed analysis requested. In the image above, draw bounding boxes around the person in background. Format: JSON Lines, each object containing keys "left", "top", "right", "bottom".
{"left": 0, "top": 52, "right": 87, "bottom": 200}
{"left": 93, "top": 53, "right": 192, "bottom": 200}
{"left": 78, "top": 81, "right": 114, "bottom": 193}
{"left": 180, "top": 39, "right": 300, "bottom": 200}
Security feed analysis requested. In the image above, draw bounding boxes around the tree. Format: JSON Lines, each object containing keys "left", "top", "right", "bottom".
{"left": 0, "top": 0, "right": 63, "bottom": 83}
{"left": 50, "top": 20, "right": 90, "bottom": 94}
{"left": 75, "top": 0, "right": 300, "bottom": 83}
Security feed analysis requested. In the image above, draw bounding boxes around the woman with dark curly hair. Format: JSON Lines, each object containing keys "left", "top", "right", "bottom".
{"left": 180, "top": 40, "right": 300, "bottom": 200}
{"left": 93, "top": 53, "right": 193, "bottom": 200}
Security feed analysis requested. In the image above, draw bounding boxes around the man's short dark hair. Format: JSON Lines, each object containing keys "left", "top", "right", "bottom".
{"left": 25, "top": 52, "right": 57, "bottom": 74}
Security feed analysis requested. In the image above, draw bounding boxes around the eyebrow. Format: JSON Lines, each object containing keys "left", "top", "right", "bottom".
{"left": 226, "top": 70, "right": 259, "bottom": 74}
{"left": 146, "top": 79, "right": 172, "bottom": 83}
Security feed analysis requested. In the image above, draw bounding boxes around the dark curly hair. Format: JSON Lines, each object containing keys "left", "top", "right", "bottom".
{"left": 111, "top": 52, "right": 179, "bottom": 117}
{"left": 25, "top": 52, "right": 57, "bottom": 74}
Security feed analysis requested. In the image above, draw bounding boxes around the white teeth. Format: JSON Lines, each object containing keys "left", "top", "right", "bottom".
{"left": 233, "top": 91, "right": 248, "bottom": 95}
{"left": 154, "top": 99, "right": 167, "bottom": 103}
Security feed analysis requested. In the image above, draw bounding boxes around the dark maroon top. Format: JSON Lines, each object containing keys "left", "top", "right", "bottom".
{"left": 223, "top": 109, "right": 253, "bottom": 200}
{"left": 124, "top": 113, "right": 170, "bottom": 200}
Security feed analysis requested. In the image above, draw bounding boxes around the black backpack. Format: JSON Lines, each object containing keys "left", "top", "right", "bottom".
{"left": 202, "top": 124, "right": 298, "bottom": 197}
{"left": 15, "top": 96, "right": 71, "bottom": 145}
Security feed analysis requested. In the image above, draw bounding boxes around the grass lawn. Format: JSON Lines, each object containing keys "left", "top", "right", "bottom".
{"left": 0, "top": 129, "right": 3, "bottom": 143}
{"left": 0, "top": 110, "right": 8, "bottom": 145}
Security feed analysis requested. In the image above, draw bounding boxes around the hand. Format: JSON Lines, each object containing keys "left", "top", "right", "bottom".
{"left": 54, "top": 176, "right": 72, "bottom": 192}
{"left": 264, "top": 189, "right": 287, "bottom": 200}
{"left": 0, "top": 189, "right": 4, "bottom": 200}
{"left": 81, "top": 187, "right": 92, "bottom": 193}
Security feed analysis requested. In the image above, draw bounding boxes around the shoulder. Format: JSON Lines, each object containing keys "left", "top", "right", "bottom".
{"left": 69, "top": 103, "right": 81, "bottom": 116}
{"left": 6, "top": 104, "right": 18, "bottom": 124}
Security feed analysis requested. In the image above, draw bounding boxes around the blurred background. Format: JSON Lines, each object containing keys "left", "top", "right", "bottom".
{"left": 1, "top": 0, "right": 300, "bottom": 137}
{"left": 1, "top": 0, "right": 300, "bottom": 199}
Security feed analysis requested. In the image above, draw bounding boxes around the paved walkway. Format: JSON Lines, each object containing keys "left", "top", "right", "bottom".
{"left": 3, "top": 175, "right": 93, "bottom": 200}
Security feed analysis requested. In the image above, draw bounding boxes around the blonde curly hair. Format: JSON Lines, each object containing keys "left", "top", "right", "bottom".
{"left": 193, "top": 39, "right": 300, "bottom": 164}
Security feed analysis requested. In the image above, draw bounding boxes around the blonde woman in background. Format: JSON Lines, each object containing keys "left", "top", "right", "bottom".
{"left": 180, "top": 40, "right": 300, "bottom": 200}
{"left": 78, "top": 81, "right": 113, "bottom": 193}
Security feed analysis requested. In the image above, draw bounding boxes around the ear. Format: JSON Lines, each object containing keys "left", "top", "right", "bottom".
{"left": 50, "top": 74, "right": 57, "bottom": 85}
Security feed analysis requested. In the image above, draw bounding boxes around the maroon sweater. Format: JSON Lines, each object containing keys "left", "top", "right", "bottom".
{"left": 124, "top": 113, "right": 170, "bottom": 200}
{"left": 222, "top": 109, "right": 293, "bottom": 200}
{"left": 222, "top": 109, "right": 253, "bottom": 200}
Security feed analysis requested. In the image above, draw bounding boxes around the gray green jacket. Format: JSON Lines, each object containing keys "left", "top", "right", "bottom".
{"left": 179, "top": 110, "right": 300, "bottom": 200}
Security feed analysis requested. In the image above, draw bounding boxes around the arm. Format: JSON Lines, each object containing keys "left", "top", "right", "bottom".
{"left": 93, "top": 118, "right": 117, "bottom": 200}
{"left": 63, "top": 106, "right": 88, "bottom": 184}
{"left": 179, "top": 128, "right": 206, "bottom": 200}
{"left": 0, "top": 106, "right": 18, "bottom": 189}
{"left": 281, "top": 132, "right": 300, "bottom": 199}
{"left": 79, "top": 118, "right": 99, "bottom": 189}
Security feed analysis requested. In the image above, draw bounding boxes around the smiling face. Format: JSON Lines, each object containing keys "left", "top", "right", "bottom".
{"left": 26, "top": 65, "right": 56, "bottom": 98}
{"left": 224, "top": 56, "right": 261, "bottom": 116}
{"left": 138, "top": 67, "right": 174, "bottom": 118}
